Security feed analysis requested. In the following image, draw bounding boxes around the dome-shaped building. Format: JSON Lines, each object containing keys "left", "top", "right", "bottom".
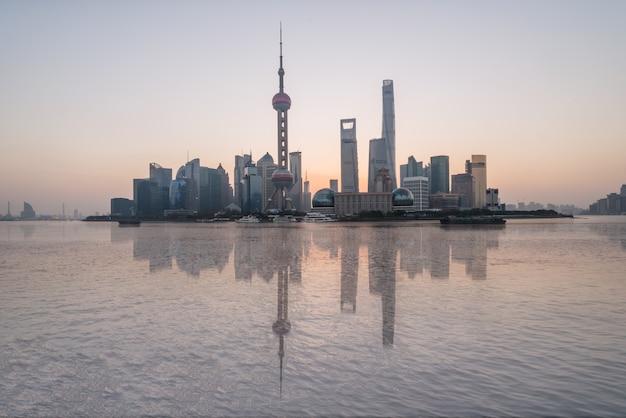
{"left": 312, "top": 188, "right": 335, "bottom": 208}
{"left": 392, "top": 187, "right": 414, "bottom": 207}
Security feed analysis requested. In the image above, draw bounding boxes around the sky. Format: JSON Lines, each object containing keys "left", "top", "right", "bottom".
{"left": 1, "top": 0, "right": 625, "bottom": 216}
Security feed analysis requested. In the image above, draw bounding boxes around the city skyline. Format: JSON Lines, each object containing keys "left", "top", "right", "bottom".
{"left": 1, "top": 1, "right": 625, "bottom": 215}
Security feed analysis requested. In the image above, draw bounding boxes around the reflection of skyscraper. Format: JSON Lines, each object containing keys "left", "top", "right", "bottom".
{"left": 382, "top": 80, "right": 397, "bottom": 189}
{"left": 428, "top": 231, "right": 450, "bottom": 279}
{"left": 271, "top": 229, "right": 302, "bottom": 395}
{"left": 340, "top": 118, "right": 359, "bottom": 193}
{"left": 450, "top": 230, "right": 498, "bottom": 280}
{"left": 273, "top": 248, "right": 291, "bottom": 395}
{"left": 368, "top": 229, "right": 397, "bottom": 346}
{"left": 129, "top": 226, "right": 231, "bottom": 275}
{"left": 340, "top": 228, "right": 359, "bottom": 312}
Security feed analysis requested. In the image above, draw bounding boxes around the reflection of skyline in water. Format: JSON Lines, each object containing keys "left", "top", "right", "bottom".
{"left": 366, "top": 227, "right": 397, "bottom": 346}
{"left": 3, "top": 220, "right": 626, "bottom": 416}
{"left": 117, "top": 223, "right": 505, "bottom": 352}
{"left": 113, "top": 225, "right": 233, "bottom": 276}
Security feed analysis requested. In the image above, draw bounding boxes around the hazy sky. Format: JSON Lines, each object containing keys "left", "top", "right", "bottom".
{"left": 1, "top": 0, "right": 625, "bottom": 215}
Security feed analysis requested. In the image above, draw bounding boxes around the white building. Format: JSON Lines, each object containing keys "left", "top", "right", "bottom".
{"left": 402, "top": 176, "right": 429, "bottom": 211}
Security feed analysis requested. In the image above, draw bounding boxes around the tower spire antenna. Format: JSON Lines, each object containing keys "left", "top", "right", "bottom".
{"left": 278, "top": 22, "right": 285, "bottom": 93}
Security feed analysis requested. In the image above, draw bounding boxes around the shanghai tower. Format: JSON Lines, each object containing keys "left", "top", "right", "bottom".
{"left": 368, "top": 80, "right": 397, "bottom": 192}
{"left": 381, "top": 80, "right": 396, "bottom": 189}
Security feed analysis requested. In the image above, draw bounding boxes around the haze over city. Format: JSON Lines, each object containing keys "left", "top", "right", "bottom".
{"left": 1, "top": 1, "right": 625, "bottom": 216}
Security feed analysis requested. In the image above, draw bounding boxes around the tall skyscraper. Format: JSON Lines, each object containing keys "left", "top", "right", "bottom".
{"left": 234, "top": 154, "right": 251, "bottom": 209}
{"left": 242, "top": 161, "right": 263, "bottom": 213}
{"left": 268, "top": 26, "right": 294, "bottom": 212}
{"left": 467, "top": 155, "right": 487, "bottom": 208}
{"left": 257, "top": 152, "right": 278, "bottom": 211}
{"left": 289, "top": 151, "right": 303, "bottom": 211}
{"left": 399, "top": 155, "right": 422, "bottom": 186}
{"left": 216, "top": 163, "right": 231, "bottom": 206}
{"left": 451, "top": 173, "right": 474, "bottom": 208}
{"left": 368, "top": 80, "right": 397, "bottom": 191}
{"left": 185, "top": 158, "right": 201, "bottom": 201}
{"left": 381, "top": 80, "right": 397, "bottom": 189}
{"left": 150, "top": 163, "right": 172, "bottom": 215}
{"left": 368, "top": 138, "right": 388, "bottom": 192}
{"left": 340, "top": 118, "right": 359, "bottom": 193}
{"left": 303, "top": 176, "right": 311, "bottom": 212}
{"left": 430, "top": 155, "right": 449, "bottom": 194}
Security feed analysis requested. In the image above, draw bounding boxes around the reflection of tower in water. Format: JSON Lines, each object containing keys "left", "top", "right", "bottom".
{"left": 271, "top": 228, "right": 303, "bottom": 395}
{"left": 368, "top": 229, "right": 397, "bottom": 346}
{"left": 270, "top": 229, "right": 302, "bottom": 395}
{"left": 340, "top": 228, "right": 359, "bottom": 312}
{"left": 273, "top": 258, "right": 291, "bottom": 394}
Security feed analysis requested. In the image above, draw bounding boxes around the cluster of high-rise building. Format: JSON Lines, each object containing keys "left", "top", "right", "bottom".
{"left": 588, "top": 185, "right": 626, "bottom": 215}
{"left": 335, "top": 78, "right": 500, "bottom": 216}
{"left": 113, "top": 32, "right": 505, "bottom": 219}
{"left": 114, "top": 29, "right": 309, "bottom": 218}
{"left": 2, "top": 32, "right": 619, "bottom": 220}
{"left": 115, "top": 160, "right": 232, "bottom": 218}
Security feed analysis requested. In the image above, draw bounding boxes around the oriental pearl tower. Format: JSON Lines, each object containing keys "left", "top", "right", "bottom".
{"left": 267, "top": 25, "right": 294, "bottom": 212}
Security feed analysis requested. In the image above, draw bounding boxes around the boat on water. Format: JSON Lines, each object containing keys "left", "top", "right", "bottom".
{"left": 236, "top": 215, "right": 260, "bottom": 223}
{"left": 118, "top": 219, "right": 141, "bottom": 226}
{"left": 302, "top": 212, "right": 336, "bottom": 223}
{"left": 440, "top": 215, "right": 506, "bottom": 225}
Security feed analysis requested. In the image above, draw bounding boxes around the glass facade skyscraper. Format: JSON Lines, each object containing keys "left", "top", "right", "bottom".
{"left": 340, "top": 118, "right": 359, "bottom": 193}
{"left": 381, "top": 80, "right": 396, "bottom": 189}
{"left": 368, "top": 80, "right": 397, "bottom": 191}
{"left": 430, "top": 155, "right": 449, "bottom": 194}
{"left": 368, "top": 138, "right": 388, "bottom": 192}
{"left": 289, "top": 151, "right": 303, "bottom": 211}
{"left": 467, "top": 155, "right": 487, "bottom": 208}
{"left": 399, "top": 155, "right": 423, "bottom": 186}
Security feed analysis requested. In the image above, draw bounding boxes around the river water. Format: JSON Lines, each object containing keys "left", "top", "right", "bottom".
{"left": 1, "top": 217, "right": 625, "bottom": 416}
